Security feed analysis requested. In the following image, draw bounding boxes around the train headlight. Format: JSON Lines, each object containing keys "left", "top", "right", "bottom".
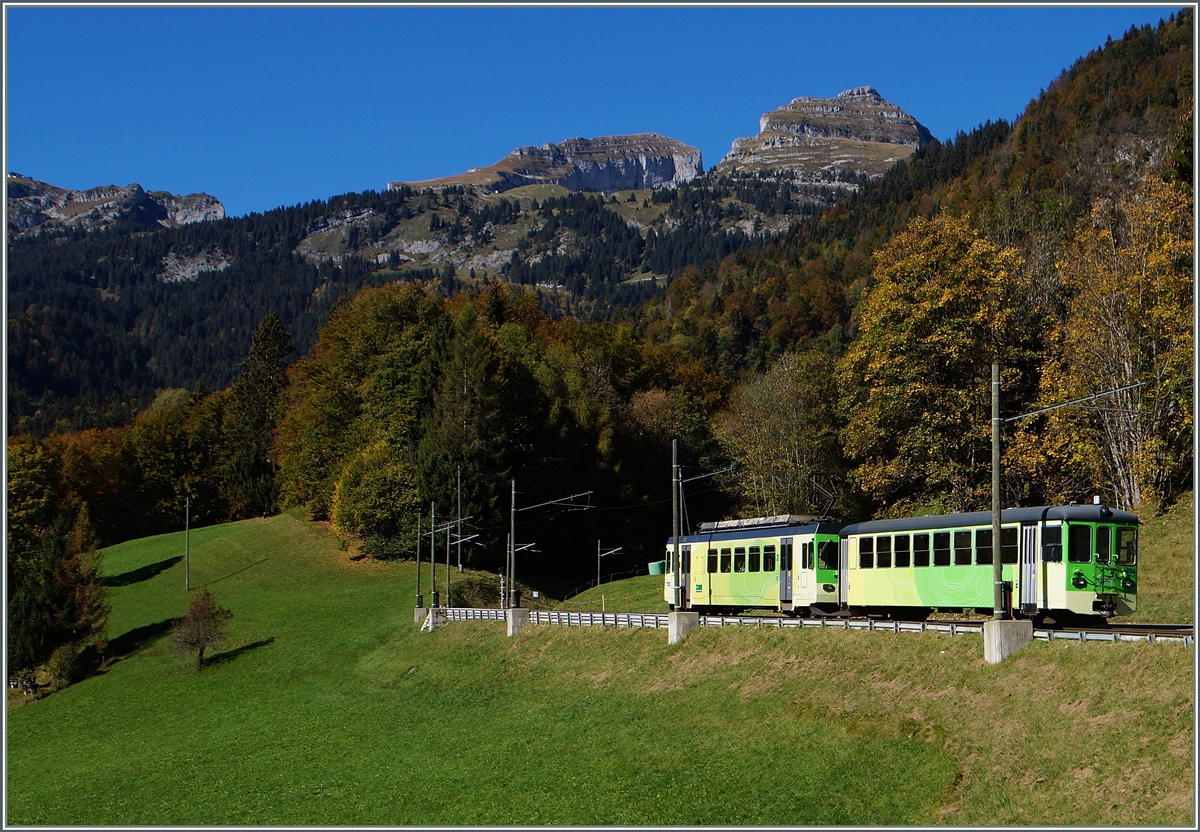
{"left": 1071, "top": 572, "right": 1088, "bottom": 589}
{"left": 822, "top": 584, "right": 835, "bottom": 593}
{"left": 1122, "top": 578, "right": 1135, "bottom": 592}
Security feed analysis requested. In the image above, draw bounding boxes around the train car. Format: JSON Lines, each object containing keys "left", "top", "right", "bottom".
{"left": 664, "top": 515, "right": 845, "bottom": 615}
{"left": 840, "top": 504, "right": 1138, "bottom": 620}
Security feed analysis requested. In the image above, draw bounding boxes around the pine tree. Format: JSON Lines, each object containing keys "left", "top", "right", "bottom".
{"left": 222, "top": 313, "right": 294, "bottom": 518}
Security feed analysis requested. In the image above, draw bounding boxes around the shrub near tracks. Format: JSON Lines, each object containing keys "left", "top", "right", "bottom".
{"left": 6, "top": 512, "right": 1192, "bottom": 825}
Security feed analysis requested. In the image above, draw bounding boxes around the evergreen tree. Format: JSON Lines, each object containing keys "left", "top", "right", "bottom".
{"left": 222, "top": 313, "right": 295, "bottom": 518}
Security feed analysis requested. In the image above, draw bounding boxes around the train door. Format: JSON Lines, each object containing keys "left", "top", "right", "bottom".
{"left": 799, "top": 541, "right": 810, "bottom": 589}
{"left": 779, "top": 538, "right": 793, "bottom": 604}
{"left": 680, "top": 544, "right": 691, "bottom": 609}
{"left": 1020, "top": 524, "right": 1038, "bottom": 613}
{"left": 838, "top": 539, "right": 849, "bottom": 606}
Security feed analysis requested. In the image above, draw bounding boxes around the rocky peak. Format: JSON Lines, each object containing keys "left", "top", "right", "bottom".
{"left": 713, "top": 87, "right": 933, "bottom": 183}
{"left": 389, "top": 133, "right": 703, "bottom": 194}
{"left": 760, "top": 86, "right": 933, "bottom": 147}
{"left": 6, "top": 173, "right": 225, "bottom": 236}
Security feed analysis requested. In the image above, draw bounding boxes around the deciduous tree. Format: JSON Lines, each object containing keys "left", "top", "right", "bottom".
{"left": 172, "top": 588, "right": 232, "bottom": 670}
{"left": 836, "top": 212, "right": 1027, "bottom": 514}
{"left": 715, "top": 350, "right": 843, "bottom": 516}
{"left": 1027, "top": 176, "right": 1193, "bottom": 508}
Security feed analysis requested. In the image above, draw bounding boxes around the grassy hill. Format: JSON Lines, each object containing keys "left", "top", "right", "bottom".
{"left": 6, "top": 508, "right": 1192, "bottom": 825}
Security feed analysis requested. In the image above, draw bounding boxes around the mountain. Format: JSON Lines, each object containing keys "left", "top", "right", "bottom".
{"left": 6, "top": 173, "right": 225, "bottom": 237}
{"left": 6, "top": 10, "right": 1191, "bottom": 438}
{"left": 712, "top": 86, "right": 933, "bottom": 184}
{"left": 388, "top": 133, "right": 703, "bottom": 194}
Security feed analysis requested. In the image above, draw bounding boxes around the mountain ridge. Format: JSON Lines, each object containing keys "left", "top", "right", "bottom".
{"left": 387, "top": 133, "right": 703, "bottom": 194}
{"left": 6, "top": 173, "right": 225, "bottom": 237}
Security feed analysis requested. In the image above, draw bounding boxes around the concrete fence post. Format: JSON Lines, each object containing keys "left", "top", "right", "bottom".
{"left": 507, "top": 607, "right": 530, "bottom": 637}
{"left": 669, "top": 611, "right": 699, "bottom": 645}
{"left": 983, "top": 619, "right": 1033, "bottom": 663}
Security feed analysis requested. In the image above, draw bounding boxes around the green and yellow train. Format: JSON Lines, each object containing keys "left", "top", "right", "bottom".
{"left": 664, "top": 504, "right": 1138, "bottom": 621}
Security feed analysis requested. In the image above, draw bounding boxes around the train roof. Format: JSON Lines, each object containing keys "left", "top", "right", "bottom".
{"left": 669, "top": 518, "right": 845, "bottom": 545}
{"left": 841, "top": 504, "right": 1138, "bottom": 535}
{"left": 696, "top": 514, "right": 837, "bottom": 532}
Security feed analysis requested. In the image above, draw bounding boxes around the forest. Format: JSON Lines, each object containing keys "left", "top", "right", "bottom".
{"left": 6, "top": 12, "right": 1193, "bottom": 681}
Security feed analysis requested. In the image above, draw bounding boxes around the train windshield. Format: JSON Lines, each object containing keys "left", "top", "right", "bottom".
{"left": 1116, "top": 527, "right": 1138, "bottom": 564}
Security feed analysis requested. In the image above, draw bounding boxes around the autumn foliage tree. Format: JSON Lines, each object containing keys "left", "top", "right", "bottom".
{"left": 172, "top": 588, "right": 232, "bottom": 670}
{"left": 1013, "top": 176, "right": 1193, "bottom": 509}
{"left": 715, "top": 350, "right": 844, "bottom": 516}
{"left": 836, "top": 212, "right": 1029, "bottom": 515}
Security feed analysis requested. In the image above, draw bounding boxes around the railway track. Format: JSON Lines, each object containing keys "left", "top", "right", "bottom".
{"left": 437, "top": 607, "right": 1193, "bottom": 645}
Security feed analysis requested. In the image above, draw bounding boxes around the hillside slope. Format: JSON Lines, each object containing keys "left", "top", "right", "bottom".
{"left": 5, "top": 512, "right": 1192, "bottom": 825}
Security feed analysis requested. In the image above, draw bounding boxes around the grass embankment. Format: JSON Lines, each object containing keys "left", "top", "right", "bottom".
{"left": 1127, "top": 491, "right": 1194, "bottom": 623}
{"left": 6, "top": 507, "right": 1192, "bottom": 825}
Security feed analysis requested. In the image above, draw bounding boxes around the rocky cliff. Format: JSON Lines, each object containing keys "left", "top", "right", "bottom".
{"left": 6, "top": 173, "right": 225, "bottom": 236}
{"left": 389, "top": 133, "right": 703, "bottom": 194}
{"left": 712, "top": 87, "right": 933, "bottom": 182}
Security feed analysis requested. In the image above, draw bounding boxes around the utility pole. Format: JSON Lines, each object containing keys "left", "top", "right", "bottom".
{"left": 597, "top": 540, "right": 622, "bottom": 587}
{"left": 509, "top": 481, "right": 592, "bottom": 609}
{"left": 445, "top": 521, "right": 451, "bottom": 608}
{"left": 510, "top": 479, "right": 517, "bottom": 608}
{"left": 415, "top": 514, "right": 423, "bottom": 608}
{"left": 430, "top": 503, "right": 438, "bottom": 608}
{"left": 457, "top": 466, "right": 463, "bottom": 572}
{"left": 671, "top": 449, "right": 735, "bottom": 611}
{"left": 991, "top": 363, "right": 1006, "bottom": 619}
{"left": 185, "top": 495, "right": 191, "bottom": 592}
{"left": 671, "top": 439, "right": 681, "bottom": 609}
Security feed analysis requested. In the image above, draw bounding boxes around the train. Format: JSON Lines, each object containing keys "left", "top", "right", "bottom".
{"left": 664, "top": 504, "right": 1138, "bottom": 622}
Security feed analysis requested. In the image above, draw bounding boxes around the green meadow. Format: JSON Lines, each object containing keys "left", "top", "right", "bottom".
{"left": 6, "top": 507, "right": 1193, "bottom": 826}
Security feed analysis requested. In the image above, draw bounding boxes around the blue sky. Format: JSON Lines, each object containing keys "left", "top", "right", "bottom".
{"left": 4, "top": 4, "right": 1181, "bottom": 218}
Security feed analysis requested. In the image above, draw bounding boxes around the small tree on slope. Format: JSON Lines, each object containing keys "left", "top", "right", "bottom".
{"left": 172, "top": 587, "right": 232, "bottom": 670}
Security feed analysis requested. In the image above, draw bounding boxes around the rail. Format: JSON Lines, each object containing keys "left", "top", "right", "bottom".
{"left": 433, "top": 608, "right": 1192, "bottom": 645}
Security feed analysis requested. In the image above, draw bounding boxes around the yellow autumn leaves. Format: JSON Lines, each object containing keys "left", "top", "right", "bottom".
{"left": 839, "top": 176, "right": 1192, "bottom": 513}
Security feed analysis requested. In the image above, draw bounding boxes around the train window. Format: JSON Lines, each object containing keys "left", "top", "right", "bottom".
{"left": 1042, "top": 527, "right": 1063, "bottom": 562}
{"left": 818, "top": 540, "right": 838, "bottom": 571}
{"left": 763, "top": 545, "right": 777, "bottom": 572}
{"left": 859, "top": 537, "right": 874, "bottom": 569}
{"left": 708, "top": 549, "right": 718, "bottom": 573}
{"left": 720, "top": 548, "right": 732, "bottom": 573}
{"left": 933, "top": 532, "right": 951, "bottom": 566}
{"left": 894, "top": 534, "right": 911, "bottom": 568}
{"left": 1117, "top": 527, "right": 1137, "bottom": 564}
{"left": 876, "top": 536, "right": 891, "bottom": 568}
{"left": 1096, "top": 527, "right": 1111, "bottom": 564}
{"left": 782, "top": 541, "right": 794, "bottom": 571}
{"left": 681, "top": 545, "right": 691, "bottom": 574}
{"left": 734, "top": 547, "right": 747, "bottom": 572}
{"left": 749, "top": 546, "right": 761, "bottom": 572}
{"left": 913, "top": 533, "right": 931, "bottom": 567}
{"left": 1068, "top": 525, "right": 1092, "bottom": 564}
{"left": 953, "top": 531, "right": 972, "bottom": 565}
{"left": 1001, "top": 528, "right": 1018, "bottom": 564}
{"left": 975, "top": 529, "right": 993, "bottom": 565}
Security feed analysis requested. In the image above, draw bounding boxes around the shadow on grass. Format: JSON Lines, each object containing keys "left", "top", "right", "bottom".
{"left": 103, "top": 556, "right": 183, "bottom": 587}
{"left": 205, "top": 637, "right": 276, "bottom": 668}
{"left": 206, "top": 557, "right": 268, "bottom": 587}
{"left": 106, "top": 617, "right": 179, "bottom": 661}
